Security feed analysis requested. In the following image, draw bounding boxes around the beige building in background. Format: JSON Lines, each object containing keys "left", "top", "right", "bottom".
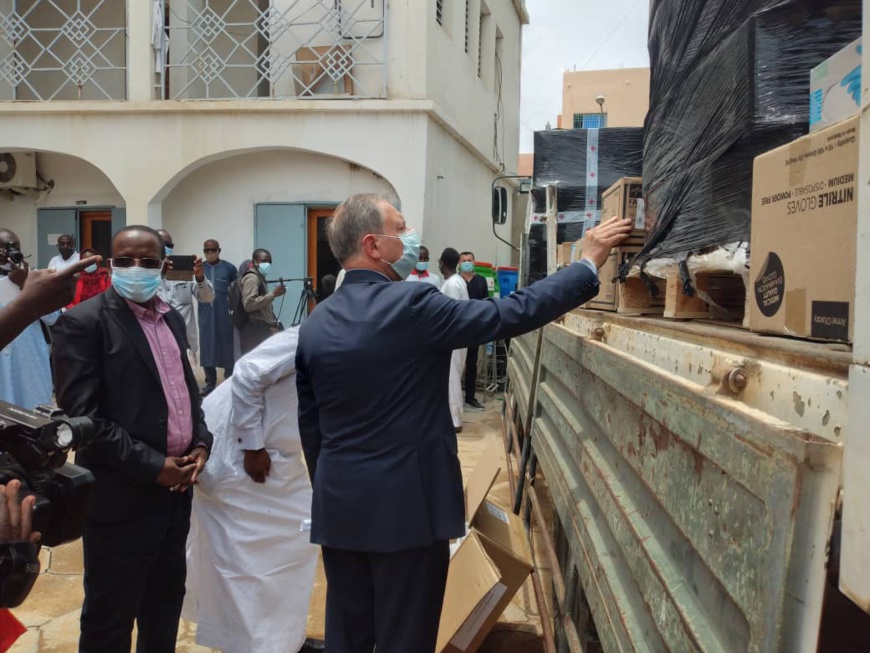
{"left": 560, "top": 67, "right": 650, "bottom": 129}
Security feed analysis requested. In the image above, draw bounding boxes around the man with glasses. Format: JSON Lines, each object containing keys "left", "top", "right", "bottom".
{"left": 156, "top": 229, "right": 214, "bottom": 368}
{"left": 53, "top": 225, "right": 212, "bottom": 652}
{"left": 198, "top": 239, "right": 237, "bottom": 396}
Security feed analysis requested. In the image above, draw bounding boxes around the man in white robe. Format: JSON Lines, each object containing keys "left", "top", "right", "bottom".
{"left": 183, "top": 327, "right": 318, "bottom": 653}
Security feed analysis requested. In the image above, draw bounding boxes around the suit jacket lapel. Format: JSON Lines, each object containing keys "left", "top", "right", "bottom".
{"left": 105, "top": 288, "right": 162, "bottom": 384}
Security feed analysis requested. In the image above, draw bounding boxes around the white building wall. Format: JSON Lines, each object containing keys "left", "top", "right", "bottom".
{"left": 426, "top": 0, "right": 524, "bottom": 172}
{"left": 162, "top": 149, "right": 399, "bottom": 268}
{"left": 423, "top": 118, "right": 513, "bottom": 267}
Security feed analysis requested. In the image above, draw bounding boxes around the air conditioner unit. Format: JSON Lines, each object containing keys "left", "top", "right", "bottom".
{"left": 0, "top": 152, "right": 37, "bottom": 190}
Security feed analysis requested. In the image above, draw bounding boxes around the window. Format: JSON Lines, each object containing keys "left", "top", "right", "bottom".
{"left": 478, "top": 4, "right": 490, "bottom": 78}
{"left": 573, "top": 113, "right": 608, "bottom": 129}
{"left": 464, "top": 0, "right": 470, "bottom": 53}
{"left": 436, "top": 0, "right": 444, "bottom": 26}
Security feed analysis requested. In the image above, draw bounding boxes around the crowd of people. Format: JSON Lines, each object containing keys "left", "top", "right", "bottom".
{"left": 0, "top": 196, "right": 632, "bottom": 653}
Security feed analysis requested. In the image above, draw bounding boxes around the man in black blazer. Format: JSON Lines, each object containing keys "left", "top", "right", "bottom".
{"left": 52, "top": 225, "right": 212, "bottom": 653}
{"left": 296, "top": 194, "right": 632, "bottom": 653}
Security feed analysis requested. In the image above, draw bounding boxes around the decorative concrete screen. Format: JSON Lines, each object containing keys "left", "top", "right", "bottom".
{"left": 164, "top": 0, "right": 387, "bottom": 100}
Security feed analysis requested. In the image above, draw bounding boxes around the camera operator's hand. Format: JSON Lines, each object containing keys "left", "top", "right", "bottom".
{"left": 581, "top": 216, "right": 635, "bottom": 270}
{"left": 0, "top": 480, "right": 40, "bottom": 544}
{"left": 272, "top": 284, "right": 287, "bottom": 298}
{"left": 193, "top": 256, "right": 205, "bottom": 283}
{"left": 8, "top": 261, "right": 28, "bottom": 290}
{"left": 0, "top": 256, "right": 101, "bottom": 350}
{"left": 156, "top": 456, "right": 196, "bottom": 489}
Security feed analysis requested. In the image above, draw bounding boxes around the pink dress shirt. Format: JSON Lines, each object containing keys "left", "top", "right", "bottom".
{"left": 124, "top": 298, "right": 193, "bottom": 456}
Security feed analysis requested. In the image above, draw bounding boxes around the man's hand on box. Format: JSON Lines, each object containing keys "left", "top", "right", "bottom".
{"left": 582, "top": 217, "right": 634, "bottom": 269}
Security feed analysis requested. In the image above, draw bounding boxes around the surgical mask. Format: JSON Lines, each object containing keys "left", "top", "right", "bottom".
{"left": 380, "top": 230, "right": 420, "bottom": 281}
{"left": 85, "top": 264, "right": 98, "bottom": 273}
{"left": 164, "top": 246, "right": 174, "bottom": 257}
{"left": 416, "top": 261, "right": 429, "bottom": 272}
{"left": 257, "top": 262, "right": 272, "bottom": 276}
{"left": 111, "top": 266, "right": 162, "bottom": 303}
{"left": 459, "top": 261, "right": 475, "bottom": 274}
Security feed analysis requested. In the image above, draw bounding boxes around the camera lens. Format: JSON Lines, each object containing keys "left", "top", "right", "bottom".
{"left": 54, "top": 423, "right": 74, "bottom": 448}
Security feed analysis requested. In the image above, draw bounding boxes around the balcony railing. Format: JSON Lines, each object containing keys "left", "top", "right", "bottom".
{"left": 162, "top": 0, "right": 387, "bottom": 100}
{"left": 0, "top": 0, "right": 127, "bottom": 100}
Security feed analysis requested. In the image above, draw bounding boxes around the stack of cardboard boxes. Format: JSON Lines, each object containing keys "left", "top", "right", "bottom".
{"left": 748, "top": 39, "right": 862, "bottom": 343}
{"left": 557, "top": 177, "right": 666, "bottom": 315}
{"left": 436, "top": 445, "right": 533, "bottom": 653}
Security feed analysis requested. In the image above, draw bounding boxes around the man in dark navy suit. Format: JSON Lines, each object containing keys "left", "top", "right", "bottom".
{"left": 296, "top": 194, "right": 632, "bottom": 653}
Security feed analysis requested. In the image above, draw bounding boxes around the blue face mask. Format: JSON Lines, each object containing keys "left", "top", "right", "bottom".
{"left": 111, "top": 266, "right": 162, "bottom": 303}
{"left": 459, "top": 261, "right": 475, "bottom": 274}
{"left": 85, "top": 264, "right": 98, "bottom": 273}
{"left": 164, "top": 246, "right": 174, "bottom": 257}
{"left": 257, "top": 261, "right": 272, "bottom": 277}
{"left": 416, "top": 261, "right": 429, "bottom": 272}
{"left": 381, "top": 230, "right": 420, "bottom": 281}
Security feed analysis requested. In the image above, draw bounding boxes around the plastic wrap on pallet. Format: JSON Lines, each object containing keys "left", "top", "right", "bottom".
{"left": 531, "top": 128, "right": 643, "bottom": 229}
{"left": 640, "top": 0, "right": 862, "bottom": 264}
{"left": 526, "top": 128, "right": 643, "bottom": 283}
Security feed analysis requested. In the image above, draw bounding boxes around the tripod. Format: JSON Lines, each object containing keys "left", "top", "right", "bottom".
{"left": 265, "top": 277, "right": 318, "bottom": 328}
{"left": 291, "top": 277, "right": 318, "bottom": 326}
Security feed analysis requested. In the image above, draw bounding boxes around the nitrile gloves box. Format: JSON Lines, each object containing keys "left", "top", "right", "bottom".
{"left": 810, "top": 38, "right": 861, "bottom": 133}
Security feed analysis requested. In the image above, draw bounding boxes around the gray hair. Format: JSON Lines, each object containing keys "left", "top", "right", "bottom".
{"left": 328, "top": 194, "right": 387, "bottom": 263}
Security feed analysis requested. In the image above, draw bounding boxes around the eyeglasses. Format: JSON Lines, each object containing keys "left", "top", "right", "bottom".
{"left": 203, "top": 248, "right": 218, "bottom": 253}
{"left": 109, "top": 257, "right": 164, "bottom": 270}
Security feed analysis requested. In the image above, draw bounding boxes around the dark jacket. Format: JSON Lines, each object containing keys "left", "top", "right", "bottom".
{"left": 296, "top": 264, "right": 599, "bottom": 553}
{"left": 52, "top": 288, "right": 212, "bottom": 524}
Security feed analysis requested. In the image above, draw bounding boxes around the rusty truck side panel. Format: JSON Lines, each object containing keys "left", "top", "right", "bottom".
{"left": 511, "top": 311, "right": 847, "bottom": 652}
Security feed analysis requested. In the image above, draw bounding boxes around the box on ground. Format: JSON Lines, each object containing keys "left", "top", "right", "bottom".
{"left": 602, "top": 176, "right": 647, "bottom": 234}
{"left": 437, "top": 445, "right": 533, "bottom": 653}
{"left": 749, "top": 115, "right": 858, "bottom": 342}
{"left": 811, "top": 38, "right": 862, "bottom": 133}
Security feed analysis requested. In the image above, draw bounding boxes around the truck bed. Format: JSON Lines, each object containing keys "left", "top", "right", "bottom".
{"left": 505, "top": 309, "right": 850, "bottom": 652}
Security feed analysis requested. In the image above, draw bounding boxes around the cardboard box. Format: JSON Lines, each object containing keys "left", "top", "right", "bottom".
{"left": 602, "top": 176, "right": 645, "bottom": 230}
{"left": 437, "top": 448, "right": 533, "bottom": 653}
{"left": 810, "top": 38, "right": 862, "bottom": 133}
{"left": 749, "top": 116, "right": 858, "bottom": 342}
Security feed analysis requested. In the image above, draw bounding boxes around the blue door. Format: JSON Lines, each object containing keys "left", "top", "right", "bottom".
{"left": 254, "top": 204, "right": 307, "bottom": 325}
{"left": 111, "top": 208, "right": 126, "bottom": 238}
{"left": 36, "top": 209, "right": 77, "bottom": 269}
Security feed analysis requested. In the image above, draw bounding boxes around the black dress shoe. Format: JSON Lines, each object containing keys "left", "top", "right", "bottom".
{"left": 200, "top": 385, "right": 215, "bottom": 398}
{"left": 465, "top": 398, "right": 485, "bottom": 411}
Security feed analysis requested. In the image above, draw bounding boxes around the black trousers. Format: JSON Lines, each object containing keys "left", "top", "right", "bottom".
{"left": 321, "top": 541, "right": 450, "bottom": 653}
{"left": 203, "top": 364, "right": 233, "bottom": 388}
{"left": 465, "top": 344, "right": 480, "bottom": 402}
{"left": 239, "top": 320, "right": 273, "bottom": 355}
{"left": 79, "top": 492, "right": 191, "bottom": 653}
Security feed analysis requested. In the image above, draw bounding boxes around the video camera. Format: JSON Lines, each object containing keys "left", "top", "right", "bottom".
{"left": 0, "top": 401, "right": 95, "bottom": 547}
{"left": 0, "top": 401, "right": 95, "bottom": 608}
{"left": 2, "top": 242, "right": 24, "bottom": 267}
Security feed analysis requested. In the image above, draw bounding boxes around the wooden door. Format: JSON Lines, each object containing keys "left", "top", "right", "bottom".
{"left": 307, "top": 207, "right": 340, "bottom": 288}
{"left": 80, "top": 210, "right": 113, "bottom": 259}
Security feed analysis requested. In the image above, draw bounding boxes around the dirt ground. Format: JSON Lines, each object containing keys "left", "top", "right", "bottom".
{"left": 9, "top": 395, "right": 545, "bottom": 652}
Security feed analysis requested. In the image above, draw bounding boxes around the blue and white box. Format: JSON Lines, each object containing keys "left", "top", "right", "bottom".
{"left": 810, "top": 38, "right": 862, "bottom": 133}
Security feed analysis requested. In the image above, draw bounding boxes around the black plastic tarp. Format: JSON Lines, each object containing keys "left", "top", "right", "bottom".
{"left": 640, "top": 0, "right": 862, "bottom": 262}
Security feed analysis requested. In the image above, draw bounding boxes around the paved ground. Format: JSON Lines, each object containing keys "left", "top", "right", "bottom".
{"left": 9, "top": 395, "right": 545, "bottom": 652}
